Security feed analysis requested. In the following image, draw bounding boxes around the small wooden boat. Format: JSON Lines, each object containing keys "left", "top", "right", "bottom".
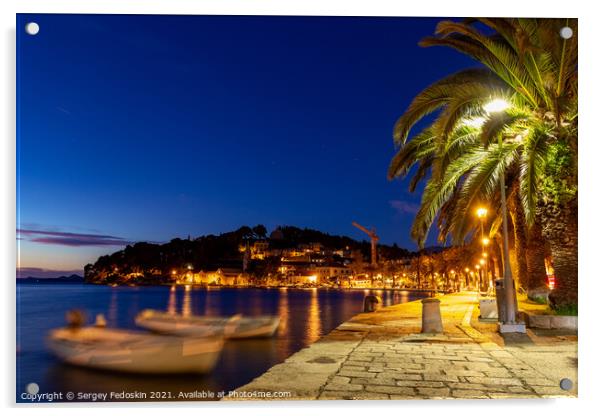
{"left": 46, "top": 326, "right": 224, "bottom": 374}
{"left": 135, "top": 309, "right": 280, "bottom": 339}
{"left": 228, "top": 315, "right": 280, "bottom": 339}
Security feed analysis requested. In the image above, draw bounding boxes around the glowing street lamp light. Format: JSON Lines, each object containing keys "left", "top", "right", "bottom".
{"left": 483, "top": 98, "right": 510, "bottom": 114}
{"left": 482, "top": 237, "right": 490, "bottom": 246}
{"left": 476, "top": 207, "right": 488, "bottom": 218}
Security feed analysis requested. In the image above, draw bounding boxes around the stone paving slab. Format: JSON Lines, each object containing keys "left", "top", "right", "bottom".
{"left": 225, "top": 292, "right": 577, "bottom": 401}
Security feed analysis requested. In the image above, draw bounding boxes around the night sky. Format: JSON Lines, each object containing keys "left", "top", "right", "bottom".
{"left": 16, "top": 14, "right": 476, "bottom": 276}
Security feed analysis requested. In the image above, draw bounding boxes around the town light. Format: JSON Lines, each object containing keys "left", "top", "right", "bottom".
{"left": 475, "top": 265, "right": 481, "bottom": 270}
{"left": 482, "top": 252, "right": 488, "bottom": 258}
{"left": 171, "top": 270, "right": 177, "bottom": 275}
{"left": 479, "top": 259, "right": 486, "bottom": 265}
{"left": 308, "top": 275, "right": 317, "bottom": 283}
{"left": 464, "top": 268, "right": 469, "bottom": 272}
{"left": 476, "top": 207, "right": 488, "bottom": 218}
{"left": 484, "top": 98, "right": 510, "bottom": 114}
{"left": 482, "top": 237, "right": 490, "bottom": 246}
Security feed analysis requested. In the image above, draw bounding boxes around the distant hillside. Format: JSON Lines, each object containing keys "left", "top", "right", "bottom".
{"left": 17, "top": 274, "right": 85, "bottom": 284}
{"left": 84, "top": 225, "right": 416, "bottom": 284}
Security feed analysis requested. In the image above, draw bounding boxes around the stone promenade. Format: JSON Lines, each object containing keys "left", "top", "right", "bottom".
{"left": 226, "top": 292, "right": 577, "bottom": 400}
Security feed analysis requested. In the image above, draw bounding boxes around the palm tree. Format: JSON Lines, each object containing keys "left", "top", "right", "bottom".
{"left": 389, "top": 18, "right": 577, "bottom": 308}
{"left": 389, "top": 112, "right": 547, "bottom": 292}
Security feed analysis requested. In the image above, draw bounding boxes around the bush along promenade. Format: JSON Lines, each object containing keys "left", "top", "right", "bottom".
{"left": 226, "top": 292, "right": 576, "bottom": 400}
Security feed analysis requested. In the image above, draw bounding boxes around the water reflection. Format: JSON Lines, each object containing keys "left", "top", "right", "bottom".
{"left": 182, "top": 285, "right": 192, "bottom": 317}
{"left": 205, "top": 288, "right": 222, "bottom": 316}
{"left": 167, "top": 285, "right": 177, "bottom": 315}
{"left": 305, "top": 288, "right": 322, "bottom": 344}
{"left": 108, "top": 289, "right": 118, "bottom": 326}
{"left": 277, "top": 288, "right": 289, "bottom": 337}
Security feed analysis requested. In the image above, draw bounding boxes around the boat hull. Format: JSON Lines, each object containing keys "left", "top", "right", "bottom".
{"left": 135, "top": 310, "right": 280, "bottom": 339}
{"left": 227, "top": 317, "right": 280, "bottom": 339}
{"left": 47, "top": 327, "right": 224, "bottom": 374}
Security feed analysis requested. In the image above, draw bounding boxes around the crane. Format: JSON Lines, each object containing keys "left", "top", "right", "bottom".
{"left": 352, "top": 221, "right": 379, "bottom": 267}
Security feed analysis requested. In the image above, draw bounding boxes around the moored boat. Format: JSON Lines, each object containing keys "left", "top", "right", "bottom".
{"left": 135, "top": 309, "right": 280, "bottom": 339}
{"left": 46, "top": 326, "right": 224, "bottom": 374}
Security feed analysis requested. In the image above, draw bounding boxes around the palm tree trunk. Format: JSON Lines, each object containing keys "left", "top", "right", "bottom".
{"left": 538, "top": 196, "right": 578, "bottom": 309}
{"left": 509, "top": 190, "right": 529, "bottom": 291}
{"left": 491, "top": 256, "right": 499, "bottom": 279}
{"left": 416, "top": 261, "right": 421, "bottom": 289}
{"left": 525, "top": 220, "right": 549, "bottom": 297}
{"left": 493, "top": 236, "right": 504, "bottom": 278}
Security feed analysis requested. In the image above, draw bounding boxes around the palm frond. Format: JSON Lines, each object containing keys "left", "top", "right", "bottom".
{"left": 392, "top": 68, "right": 503, "bottom": 145}
{"left": 448, "top": 142, "right": 520, "bottom": 243}
{"left": 519, "top": 123, "right": 551, "bottom": 225}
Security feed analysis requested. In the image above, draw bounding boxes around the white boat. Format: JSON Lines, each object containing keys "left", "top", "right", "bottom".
{"left": 135, "top": 309, "right": 280, "bottom": 339}
{"left": 46, "top": 326, "right": 224, "bottom": 374}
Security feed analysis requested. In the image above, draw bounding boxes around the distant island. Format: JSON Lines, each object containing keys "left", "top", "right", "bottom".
{"left": 17, "top": 274, "right": 85, "bottom": 284}
{"left": 83, "top": 225, "right": 429, "bottom": 288}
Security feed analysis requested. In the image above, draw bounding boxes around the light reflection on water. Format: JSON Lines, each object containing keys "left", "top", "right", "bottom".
{"left": 306, "top": 288, "right": 322, "bottom": 344}
{"left": 182, "top": 285, "right": 192, "bottom": 317}
{"left": 167, "top": 285, "right": 177, "bottom": 315}
{"left": 17, "top": 284, "right": 426, "bottom": 402}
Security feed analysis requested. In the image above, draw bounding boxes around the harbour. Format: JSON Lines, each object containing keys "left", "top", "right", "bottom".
{"left": 16, "top": 283, "right": 427, "bottom": 402}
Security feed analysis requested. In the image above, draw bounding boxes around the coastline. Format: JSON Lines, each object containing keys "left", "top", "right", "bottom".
{"left": 31, "top": 279, "right": 440, "bottom": 294}
{"left": 16, "top": 279, "right": 444, "bottom": 295}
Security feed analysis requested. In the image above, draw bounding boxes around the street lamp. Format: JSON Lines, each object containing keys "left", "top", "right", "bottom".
{"left": 479, "top": 98, "right": 522, "bottom": 332}
{"left": 483, "top": 98, "right": 511, "bottom": 114}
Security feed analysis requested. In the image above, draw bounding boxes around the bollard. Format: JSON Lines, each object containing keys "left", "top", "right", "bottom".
{"left": 494, "top": 279, "right": 506, "bottom": 322}
{"left": 94, "top": 313, "right": 107, "bottom": 328}
{"left": 421, "top": 298, "right": 443, "bottom": 333}
{"left": 363, "top": 295, "right": 381, "bottom": 312}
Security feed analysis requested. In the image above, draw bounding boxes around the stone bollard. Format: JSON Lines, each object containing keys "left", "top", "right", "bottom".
{"left": 363, "top": 295, "right": 381, "bottom": 312}
{"left": 421, "top": 298, "right": 443, "bottom": 333}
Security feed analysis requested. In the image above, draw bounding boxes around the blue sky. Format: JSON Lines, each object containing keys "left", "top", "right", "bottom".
{"left": 16, "top": 14, "right": 476, "bottom": 276}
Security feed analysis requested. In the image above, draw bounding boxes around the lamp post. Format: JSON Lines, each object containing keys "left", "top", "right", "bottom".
{"left": 476, "top": 208, "right": 489, "bottom": 293}
{"left": 482, "top": 98, "right": 522, "bottom": 332}
{"left": 497, "top": 139, "right": 520, "bottom": 329}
